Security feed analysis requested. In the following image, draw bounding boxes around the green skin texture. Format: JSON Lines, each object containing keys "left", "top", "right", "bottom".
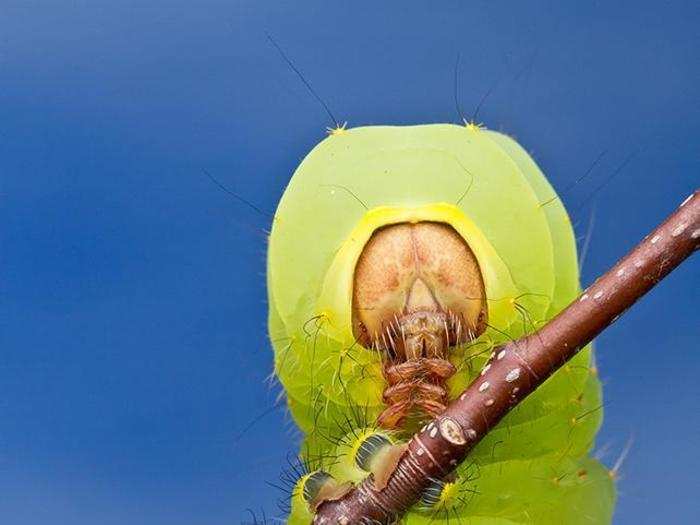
{"left": 267, "top": 124, "right": 614, "bottom": 523}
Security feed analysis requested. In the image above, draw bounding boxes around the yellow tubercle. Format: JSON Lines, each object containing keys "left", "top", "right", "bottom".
{"left": 326, "top": 122, "right": 348, "bottom": 136}
{"left": 464, "top": 119, "right": 486, "bottom": 132}
{"left": 437, "top": 481, "right": 460, "bottom": 510}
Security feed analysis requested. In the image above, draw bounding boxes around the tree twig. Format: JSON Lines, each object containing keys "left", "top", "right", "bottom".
{"left": 314, "top": 190, "right": 700, "bottom": 524}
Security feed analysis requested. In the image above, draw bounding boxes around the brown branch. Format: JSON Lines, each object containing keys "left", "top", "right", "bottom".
{"left": 314, "top": 190, "right": 700, "bottom": 525}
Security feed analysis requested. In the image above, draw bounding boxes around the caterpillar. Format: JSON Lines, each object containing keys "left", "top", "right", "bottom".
{"left": 267, "top": 123, "right": 614, "bottom": 523}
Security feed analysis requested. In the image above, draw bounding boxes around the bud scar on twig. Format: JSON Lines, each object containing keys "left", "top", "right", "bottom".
{"left": 351, "top": 222, "right": 488, "bottom": 428}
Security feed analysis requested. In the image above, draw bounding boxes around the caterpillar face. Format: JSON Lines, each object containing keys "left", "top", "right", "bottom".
{"left": 268, "top": 124, "right": 614, "bottom": 523}
{"left": 352, "top": 221, "right": 487, "bottom": 354}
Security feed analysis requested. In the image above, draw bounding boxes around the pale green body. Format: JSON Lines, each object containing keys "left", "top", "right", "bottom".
{"left": 268, "top": 125, "right": 614, "bottom": 523}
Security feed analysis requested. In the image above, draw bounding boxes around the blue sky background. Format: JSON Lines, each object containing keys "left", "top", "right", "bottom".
{"left": 1, "top": 2, "right": 698, "bottom": 524}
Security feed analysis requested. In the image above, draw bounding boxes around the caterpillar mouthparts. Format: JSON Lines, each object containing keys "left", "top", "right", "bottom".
{"left": 375, "top": 309, "right": 476, "bottom": 429}
{"left": 385, "top": 309, "right": 473, "bottom": 360}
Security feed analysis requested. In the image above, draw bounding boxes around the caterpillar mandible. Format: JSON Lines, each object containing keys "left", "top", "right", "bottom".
{"left": 268, "top": 124, "right": 614, "bottom": 524}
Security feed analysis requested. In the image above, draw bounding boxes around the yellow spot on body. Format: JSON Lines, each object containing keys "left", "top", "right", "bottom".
{"left": 438, "top": 481, "right": 460, "bottom": 509}
{"left": 326, "top": 122, "right": 348, "bottom": 136}
{"left": 464, "top": 120, "right": 485, "bottom": 132}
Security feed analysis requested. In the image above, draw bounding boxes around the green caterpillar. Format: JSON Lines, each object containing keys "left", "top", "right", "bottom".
{"left": 267, "top": 124, "right": 614, "bottom": 523}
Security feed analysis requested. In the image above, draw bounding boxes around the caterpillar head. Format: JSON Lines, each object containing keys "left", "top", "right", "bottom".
{"left": 352, "top": 221, "right": 488, "bottom": 356}
{"left": 352, "top": 221, "right": 488, "bottom": 427}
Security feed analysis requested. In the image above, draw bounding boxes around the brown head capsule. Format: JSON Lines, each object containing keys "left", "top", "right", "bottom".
{"left": 352, "top": 221, "right": 487, "bottom": 429}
